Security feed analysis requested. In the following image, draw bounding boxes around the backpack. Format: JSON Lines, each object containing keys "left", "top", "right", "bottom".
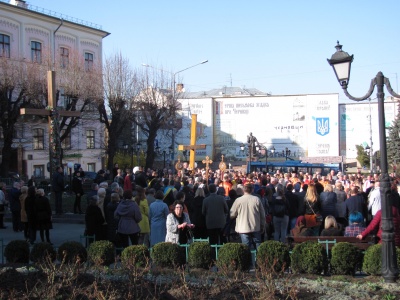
{"left": 273, "top": 200, "right": 286, "bottom": 218}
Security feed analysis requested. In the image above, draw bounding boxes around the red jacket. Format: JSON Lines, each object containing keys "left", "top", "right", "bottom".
{"left": 361, "top": 206, "right": 400, "bottom": 246}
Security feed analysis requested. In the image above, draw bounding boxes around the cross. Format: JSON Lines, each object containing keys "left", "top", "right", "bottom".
{"left": 178, "top": 114, "right": 206, "bottom": 170}
{"left": 202, "top": 155, "right": 213, "bottom": 186}
{"left": 20, "top": 71, "right": 81, "bottom": 177}
{"left": 219, "top": 154, "right": 227, "bottom": 180}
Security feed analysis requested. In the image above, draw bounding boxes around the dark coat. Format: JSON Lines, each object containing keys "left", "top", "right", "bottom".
{"left": 105, "top": 201, "right": 119, "bottom": 242}
{"left": 85, "top": 204, "right": 105, "bottom": 236}
{"left": 285, "top": 191, "right": 300, "bottom": 218}
{"left": 52, "top": 172, "right": 64, "bottom": 192}
{"left": 72, "top": 176, "right": 84, "bottom": 195}
{"left": 9, "top": 187, "right": 21, "bottom": 212}
{"left": 34, "top": 195, "right": 52, "bottom": 230}
{"left": 319, "top": 191, "right": 338, "bottom": 218}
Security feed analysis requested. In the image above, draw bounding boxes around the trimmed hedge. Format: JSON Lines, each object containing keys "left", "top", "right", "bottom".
{"left": 330, "top": 242, "right": 362, "bottom": 275}
{"left": 30, "top": 242, "right": 56, "bottom": 263}
{"left": 58, "top": 241, "right": 87, "bottom": 264}
{"left": 362, "top": 244, "right": 400, "bottom": 275}
{"left": 188, "top": 242, "right": 212, "bottom": 269}
{"left": 152, "top": 242, "right": 186, "bottom": 268}
{"left": 4, "top": 240, "right": 30, "bottom": 263}
{"left": 87, "top": 240, "right": 116, "bottom": 266}
{"left": 121, "top": 245, "right": 150, "bottom": 268}
{"left": 291, "top": 241, "right": 328, "bottom": 275}
{"left": 257, "top": 240, "right": 290, "bottom": 272}
{"left": 217, "top": 243, "right": 251, "bottom": 272}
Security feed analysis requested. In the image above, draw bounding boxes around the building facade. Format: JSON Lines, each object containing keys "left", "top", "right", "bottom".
{"left": 0, "top": 0, "right": 109, "bottom": 178}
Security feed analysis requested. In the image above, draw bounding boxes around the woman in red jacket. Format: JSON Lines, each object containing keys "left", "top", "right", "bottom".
{"left": 357, "top": 206, "right": 400, "bottom": 246}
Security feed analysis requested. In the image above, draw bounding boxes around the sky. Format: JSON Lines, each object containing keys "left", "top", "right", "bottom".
{"left": 25, "top": 0, "right": 400, "bottom": 103}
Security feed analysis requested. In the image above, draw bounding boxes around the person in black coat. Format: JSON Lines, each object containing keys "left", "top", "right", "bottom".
{"left": 52, "top": 166, "right": 65, "bottom": 215}
{"left": 72, "top": 171, "right": 84, "bottom": 214}
{"left": 10, "top": 181, "right": 22, "bottom": 232}
{"left": 25, "top": 186, "right": 37, "bottom": 245}
{"left": 34, "top": 189, "right": 53, "bottom": 244}
{"left": 85, "top": 196, "right": 105, "bottom": 244}
{"left": 105, "top": 193, "right": 121, "bottom": 247}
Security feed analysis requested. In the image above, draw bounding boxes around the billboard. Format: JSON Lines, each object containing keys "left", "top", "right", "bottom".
{"left": 339, "top": 100, "right": 397, "bottom": 159}
{"left": 176, "top": 94, "right": 339, "bottom": 162}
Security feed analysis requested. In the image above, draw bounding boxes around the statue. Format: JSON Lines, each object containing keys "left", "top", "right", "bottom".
{"left": 247, "top": 132, "right": 258, "bottom": 157}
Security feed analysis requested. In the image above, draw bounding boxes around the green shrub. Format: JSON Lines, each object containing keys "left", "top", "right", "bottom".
{"left": 151, "top": 242, "right": 185, "bottom": 268}
{"left": 257, "top": 240, "right": 290, "bottom": 272}
{"left": 216, "top": 243, "right": 251, "bottom": 272}
{"left": 30, "top": 242, "right": 56, "bottom": 263}
{"left": 291, "top": 241, "right": 328, "bottom": 275}
{"left": 121, "top": 245, "right": 150, "bottom": 268}
{"left": 330, "top": 242, "right": 362, "bottom": 275}
{"left": 188, "top": 242, "right": 212, "bottom": 269}
{"left": 57, "top": 241, "right": 87, "bottom": 264}
{"left": 362, "top": 244, "right": 400, "bottom": 275}
{"left": 4, "top": 240, "right": 30, "bottom": 263}
{"left": 87, "top": 240, "right": 115, "bottom": 266}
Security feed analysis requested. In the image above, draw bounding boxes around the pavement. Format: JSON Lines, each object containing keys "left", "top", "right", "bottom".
{"left": 1, "top": 212, "right": 87, "bottom": 263}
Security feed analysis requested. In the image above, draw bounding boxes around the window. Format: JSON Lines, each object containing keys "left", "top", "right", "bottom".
{"left": 60, "top": 47, "right": 69, "bottom": 68}
{"left": 60, "top": 129, "right": 71, "bottom": 149}
{"left": 86, "top": 130, "right": 95, "bottom": 149}
{"left": 0, "top": 34, "right": 10, "bottom": 58}
{"left": 87, "top": 163, "right": 95, "bottom": 172}
{"left": 84, "top": 52, "right": 93, "bottom": 71}
{"left": 31, "top": 41, "right": 41, "bottom": 63}
{"left": 33, "top": 165, "right": 45, "bottom": 178}
{"left": 33, "top": 128, "right": 44, "bottom": 150}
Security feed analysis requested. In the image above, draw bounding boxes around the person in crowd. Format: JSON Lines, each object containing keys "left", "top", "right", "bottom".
{"left": 163, "top": 179, "right": 177, "bottom": 207}
{"left": 346, "top": 186, "right": 367, "bottom": 224}
{"left": 271, "top": 186, "right": 290, "bottom": 243}
{"left": 303, "top": 184, "right": 322, "bottom": 236}
{"left": 52, "top": 166, "right": 65, "bottom": 215}
{"left": 96, "top": 187, "right": 107, "bottom": 240}
{"left": 94, "top": 169, "right": 106, "bottom": 184}
{"left": 72, "top": 170, "right": 84, "bottom": 214}
{"left": 190, "top": 187, "right": 207, "bottom": 239}
{"left": 220, "top": 173, "right": 232, "bottom": 197}
{"left": 291, "top": 216, "right": 314, "bottom": 237}
{"left": 27, "top": 175, "right": 36, "bottom": 188}
{"left": 285, "top": 183, "right": 300, "bottom": 232}
{"left": 334, "top": 181, "right": 348, "bottom": 228}
{"left": 319, "top": 184, "right": 337, "bottom": 219}
{"left": 19, "top": 186, "right": 29, "bottom": 240}
{"left": 146, "top": 188, "right": 157, "bottom": 207}
{"left": 25, "top": 186, "right": 37, "bottom": 244}
{"left": 86, "top": 183, "right": 99, "bottom": 204}
{"left": 35, "top": 188, "right": 53, "bottom": 244}
{"left": 124, "top": 169, "right": 133, "bottom": 192}
{"left": 344, "top": 212, "right": 366, "bottom": 237}
{"left": 112, "top": 163, "right": 119, "bottom": 181}
{"left": 368, "top": 181, "right": 381, "bottom": 219}
{"left": 202, "top": 183, "right": 229, "bottom": 245}
{"left": 114, "top": 168, "right": 125, "bottom": 187}
{"left": 230, "top": 183, "right": 265, "bottom": 249}
{"left": 85, "top": 195, "right": 105, "bottom": 244}
{"left": 166, "top": 200, "right": 194, "bottom": 244}
{"left": 313, "top": 178, "right": 324, "bottom": 195}
{"left": 149, "top": 190, "right": 169, "bottom": 247}
{"left": 10, "top": 181, "right": 22, "bottom": 232}
{"left": 105, "top": 193, "right": 121, "bottom": 247}
{"left": 114, "top": 189, "right": 142, "bottom": 247}
{"left": 134, "top": 166, "right": 148, "bottom": 188}
{"left": 357, "top": 205, "right": 400, "bottom": 246}
{"left": 320, "top": 215, "right": 343, "bottom": 236}
{"left": 0, "top": 182, "right": 6, "bottom": 229}
{"left": 135, "top": 186, "right": 150, "bottom": 247}
{"left": 110, "top": 182, "right": 123, "bottom": 200}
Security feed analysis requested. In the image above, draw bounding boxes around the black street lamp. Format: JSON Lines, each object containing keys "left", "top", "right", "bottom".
{"left": 365, "top": 145, "right": 372, "bottom": 175}
{"left": 328, "top": 41, "right": 400, "bottom": 283}
{"left": 136, "top": 142, "right": 142, "bottom": 166}
{"left": 285, "top": 147, "right": 291, "bottom": 161}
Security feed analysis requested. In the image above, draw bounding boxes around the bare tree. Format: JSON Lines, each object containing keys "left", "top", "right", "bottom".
{"left": 0, "top": 55, "right": 49, "bottom": 176}
{"left": 101, "top": 52, "right": 137, "bottom": 171}
{"left": 131, "top": 67, "right": 177, "bottom": 170}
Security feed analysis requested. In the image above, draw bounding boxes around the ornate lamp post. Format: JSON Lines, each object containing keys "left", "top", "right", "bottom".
{"left": 135, "top": 142, "right": 142, "bottom": 166}
{"left": 327, "top": 41, "right": 400, "bottom": 282}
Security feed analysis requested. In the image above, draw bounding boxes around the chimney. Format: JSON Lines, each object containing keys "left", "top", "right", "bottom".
{"left": 9, "top": 0, "right": 28, "bottom": 8}
{"left": 176, "top": 83, "right": 184, "bottom": 93}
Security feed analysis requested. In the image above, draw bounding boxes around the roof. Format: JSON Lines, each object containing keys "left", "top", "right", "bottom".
{"left": 183, "top": 86, "right": 269, "bottom": 98}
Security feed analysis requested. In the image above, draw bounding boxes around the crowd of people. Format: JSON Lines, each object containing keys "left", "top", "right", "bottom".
{"left": 80, "top": 164, "right": 400, "bottom": 250}
{"left": 2, "top": 163, "right": 400, "bottom": 250}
